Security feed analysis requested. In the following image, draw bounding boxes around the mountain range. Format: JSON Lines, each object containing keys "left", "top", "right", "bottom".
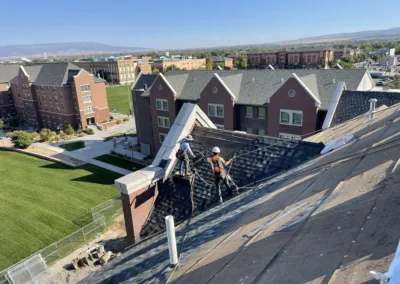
{"left": 0, "top": 42, "right": 149, "bottom": 59}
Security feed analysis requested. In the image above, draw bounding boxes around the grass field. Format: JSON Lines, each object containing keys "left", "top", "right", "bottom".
{"left": 103, "top": 132, "right": 136, "bottom": 142}
{"left": 59, "top": 141, "right": 85, "bottom": 151}
{"left": 106, "top": 85, "right": 132, "bottom": 115}
{"left": 0, "top": 150, "right": 121, "bottom": 270}
{"left": 94, "top": 154, "right": 145, "bottom": 171}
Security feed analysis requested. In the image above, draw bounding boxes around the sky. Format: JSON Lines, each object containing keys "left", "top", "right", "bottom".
{"left": 2, "top": 0, "right": 400, "bottom": 49}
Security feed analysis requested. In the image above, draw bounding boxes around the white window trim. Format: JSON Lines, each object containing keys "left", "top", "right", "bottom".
{"left": 80, "top": 84, "right": 91, "bottom": 92}
{"left": 159, "top": 133, "right": 167, "bottom": 143}
{"left": 84, "top": 106, "right": 95, "bottom": 114}
{"left": 156, "top": 99, "right": 168, "bottom": 111}
{"left": 157, "top": 116, "right": 170, "bottom": 128}
{"left": 279, "top": 109, "right": 303, "bottom": 126}
{"left": 279, "top": 132, "right": 301, "bottom": 140}
{"left": 83, "top": 95, "right": 93, "bottom": 104}
{"left": 208, "top": 103, "right": 224, "bottom": 118}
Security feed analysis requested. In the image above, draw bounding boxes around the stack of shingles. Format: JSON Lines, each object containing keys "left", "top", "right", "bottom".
{"left": 140, "top": 130, "right": 324, "bottom": 237}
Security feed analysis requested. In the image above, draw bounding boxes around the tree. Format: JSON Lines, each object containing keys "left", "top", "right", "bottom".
{"left": 0, "top": 120, "right": 4, "bottom": 129}
{"left": 152, "top": 68, "right": 160, "bottom": 74}
{"left": 236, "top": 55, "right": 248, "bottom": 69}
{"left": 8, "top": 131, "right": 34, "bottom": 149}
{"left": 40, "top": 128, "right": 56, "bottom": 142}
{"left": 65, "top": 124, "right": 75, "bottom": 136}
{"left": 206, "top": 58, "right": 213, "bottom": 70}
{"left": 165, "top": 65, "right": 181, "bottom": 71}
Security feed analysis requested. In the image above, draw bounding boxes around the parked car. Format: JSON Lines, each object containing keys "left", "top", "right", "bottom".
{"left": 376, "top": 81, "right": 384, "bottom": 86}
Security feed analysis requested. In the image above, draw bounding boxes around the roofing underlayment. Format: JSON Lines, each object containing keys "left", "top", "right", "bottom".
{"left": 81, "top": 103, "right": 400, "bottom": 284}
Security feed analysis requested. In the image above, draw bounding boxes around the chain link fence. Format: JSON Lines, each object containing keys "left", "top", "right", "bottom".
{"left": 0, "top": 197, "right": 122, "bottom": 284}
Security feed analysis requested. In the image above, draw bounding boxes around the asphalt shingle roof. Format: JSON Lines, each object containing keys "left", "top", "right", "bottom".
{"left": 33, "top": 62, "right": 82, "bottom": 86}
{"left": 140, "top": 126, "right": 324, "bottom": 237}
{"left": 0, "top": 65, "right": 20, "bottom": 83}
{"left": 331, "top": 90, "right": 400, "bottom": 126}
{"left": 132, "top": 74, "right": 158, "bottom": 90}
{"left": 162, "top": 69, "right": 368, "bottom": 109}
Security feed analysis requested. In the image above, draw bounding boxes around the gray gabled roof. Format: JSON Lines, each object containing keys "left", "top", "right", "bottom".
{"left": 0, "top": 65, "right": 20, "bottom": 83}
{"left": 9, "top": 65, "right": 43, "bottom": 84}
{"left": 33, "top": 62, "right": 81, "bottom": 86}
{"left": 132, "top": 73, "right": 158, "bottom": 90}
{"left": 161, "top": 69, "right": 368, "bottom": 109}
{"left": 210, "top": 56, "right": 231, "bottom": 62}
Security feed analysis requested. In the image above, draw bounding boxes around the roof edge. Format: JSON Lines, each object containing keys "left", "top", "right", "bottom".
{"left": 214, "top": 73, "right": 236, "bottom": 101}
{"left": 131, "top": 72, "right": 143, "bottom": 91}
{"left": 322, "top": 81, "right": 347, "bottom": 129}
{"left": 292, "top": 73, "right": 321, "bottom": 107}
{"left": 20, "top": 66, "right": 29, "bottom": 78}
{"left": 159, "top": 73, "right": 177, "bottom": 96}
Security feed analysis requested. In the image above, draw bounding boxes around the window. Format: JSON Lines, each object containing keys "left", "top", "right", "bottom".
{"left": 49, "top": 96, "right": 52, "bottom": 102}
{"left": 280, "top": 110, "right": 303, "bottom": 126}
{"left": 61, "top": 104, "right": 64, "bottom": 110}
{"left": 56, "top": 107, "right": 60, "bottom": 113}
{"left": 307, "top": 56, "right": 311, "bottom": 62}
{"left": 157, "top": 116, "right": 170, "bottom": 128}
{"left": 80, "top": 84, "right": 91, "bottom": 92}
{"left": 59, "top": 92, "right": 62, "bottom": 98}
{"left": 83, "top": 96, "right": 92, "bottom": 103}
{"left": 212, "top": 87, "right": 218, "bottom": 94}
{"left": 279, "top": 133, "right": 301, "bottom": 140}
{"left": 42, "top": 95, "right": 45, "bottom": 101}
{"left": 158, "top": 84, "right": 163, "bottom": 91}
{"left": 159, "top": 133, "right": 167, "bottom": 143}
{"left": 54, "top": 96, "right": 58, "bottom": 102}
{"left": 208, "top": 104, "right": 224, "bottom": 117}
{"left": 245, "top": 106, "right": 253, "bottom": 118}
{"left": 258, "top": 107, "right": 265, "bottom": 119}
{"left": 52, "top": 86, "right": 56, "bottom": 92}
{"left": 84, "top": 106, "right": 95, "bottom": 114}
{"left": 156, "top": 99, "right": 168, "bottom": 111}
{"left": 246, "top": 127, "right": 253, "bottom": 134}
{"left": 288, "top": 89, "right": 296, "bottom": 98}
{"left": 215, "top": 124, "right": 224, "bottom": 129}
{"left": 258, "top": 129, "right": 265, "bottom": 136}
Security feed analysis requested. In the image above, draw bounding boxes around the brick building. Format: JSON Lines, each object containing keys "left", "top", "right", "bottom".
{"left": 151, "top": 58, "right": 206, "bottom": 72}
{"left": 209, "top": 56, "right": 234, "bottom": 69}
{"left": 246, "top": 46, "right": 334, "bottom": 69}
{"left": 75, "top": 56, "right": 152, "bottom": 85}
{"left": 9, "top": 62, "right": 110, "bottom": 130}
{"left": 334, "top": 46, "right": 362, "bottom": 59}
{"left": 132, "top": 69, "right": 374, "bottom": 157}
{"left": 0, "top": 65, "right": 18, "bottom": 119}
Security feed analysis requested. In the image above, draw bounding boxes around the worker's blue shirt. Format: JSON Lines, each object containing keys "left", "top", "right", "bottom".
{"left": 179, "top": 140, "right": 195, "bottom": 158}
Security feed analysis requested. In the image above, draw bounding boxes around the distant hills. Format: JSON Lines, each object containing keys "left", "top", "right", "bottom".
{"left": 0, "top": 42, "right": 149, "bottom": 59}
{"left": 292, "top": 27, "right": 400, "bottom": 42}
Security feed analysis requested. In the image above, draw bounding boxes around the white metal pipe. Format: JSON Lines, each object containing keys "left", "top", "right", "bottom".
{"left": 165, "top": 215, "right": 178, "bottom": 266}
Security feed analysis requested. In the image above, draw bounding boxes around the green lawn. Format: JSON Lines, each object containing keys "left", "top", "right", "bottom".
{"left": 106, "top": 85, "right": 132, "bottom": 115}
{"left": 59, "top": 141, "right": 85, "bottom": 151}
{"left": 94, "top": 154, "right": 145, "bottom": 171}
{"left": 103, "top": 132, "right": 137, "bottom": 142}
{"left": 0, "top": 150, "right": 121, "bottom": 270}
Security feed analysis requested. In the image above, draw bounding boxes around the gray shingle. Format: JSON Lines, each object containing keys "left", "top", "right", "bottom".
{"left": 298, "top": 73, "right": 320, "bottom": 101}
{"left": 0, "top": 65, "right": 20, "bottom": 83}
{"left": 33, "top": 62, "right": 81, "bottom": 86}
{"left": 132, "top": 74, "right": 158, "bottom": 90}
{"left": 162, "top": 69, "right": 368, "bottom": 109}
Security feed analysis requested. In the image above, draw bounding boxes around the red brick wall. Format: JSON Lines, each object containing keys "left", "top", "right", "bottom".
{"left": 268, "top": 77, "right": 318, "bottom": 138}
{"left": 149, "top": 75, "right": 177, "bottom": 151}
{"left": 199, "top": 76, "right": 235, "bottom": 130}
{"left": 121, "top": 183, "right": 158, "bottom": 244}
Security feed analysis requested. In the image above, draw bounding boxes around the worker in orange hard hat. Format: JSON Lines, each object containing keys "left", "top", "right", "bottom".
{"left": 208, "top": 147, "right": 238, "bottom": 204}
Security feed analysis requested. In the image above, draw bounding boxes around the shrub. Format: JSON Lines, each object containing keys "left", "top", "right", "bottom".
{"left": 9, "top": 131, "right": 34, "bottom": 149}
{"left": 54, "top": 134, "right": 61, "bottom": 142}
{"left": 77, "top": 128, "right": 83, "bottom": 134}
{"left": 60, "top": 131, "right": 68, "bottom": 140}
{"left": 39, "top": 128, "right": 55, "bottom": 142}
{"left": 116, "top": 119, "right": 122, "bottom": 125}
{"left": 0, "top": 120, "right": 4, "bottom": 128}
{"left": 100, "top": 120, "right": 108, "bottom": 124}
{"left": 78, "top": 132, "right": 86, "bottom": 137}
{"left": 65, "top": 124, "right": 75, "bottom": 136}
{"left": 83, "top": 128, "right": 94, "bottom": 135}
{"left": 31, "top": 132, "right": 41, "bottom": 142}
{"left": 123, "top": 117, "right": 129, "bottom": 122}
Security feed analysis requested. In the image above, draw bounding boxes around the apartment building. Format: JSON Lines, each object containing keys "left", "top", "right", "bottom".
{"left": 334, "top": 47, "right": 362, "bottom": 59}
{"left": 132, "top": 69, "right": 374, "bottom": 156}
{"left": 75, "top": 56, "right": 152, "bottom": 85}
{"left": 151, "top": 58, "right": 206, "bottom": 72}
{"left": 8, "top": 62, "right": 110, "bottom": 130}
{"left": 247, "top": 46, "right": 334, "bottom": 69}
{"left": 0, "top": 65, "right": 18, "bottom": 119}
{"left": 209, "top": 56, "right": 234, "bottom": 69}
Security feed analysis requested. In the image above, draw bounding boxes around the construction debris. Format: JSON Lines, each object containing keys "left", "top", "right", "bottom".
{"left": 71, "top": 244, "right": 118, "bottom": 270}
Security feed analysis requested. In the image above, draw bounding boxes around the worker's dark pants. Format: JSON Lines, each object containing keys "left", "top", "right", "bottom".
{"left": 215, "top": 172, "right": 233, "bottom": 203}
{"left": 179, "top": 152, "right": 190, "bottom": 175}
